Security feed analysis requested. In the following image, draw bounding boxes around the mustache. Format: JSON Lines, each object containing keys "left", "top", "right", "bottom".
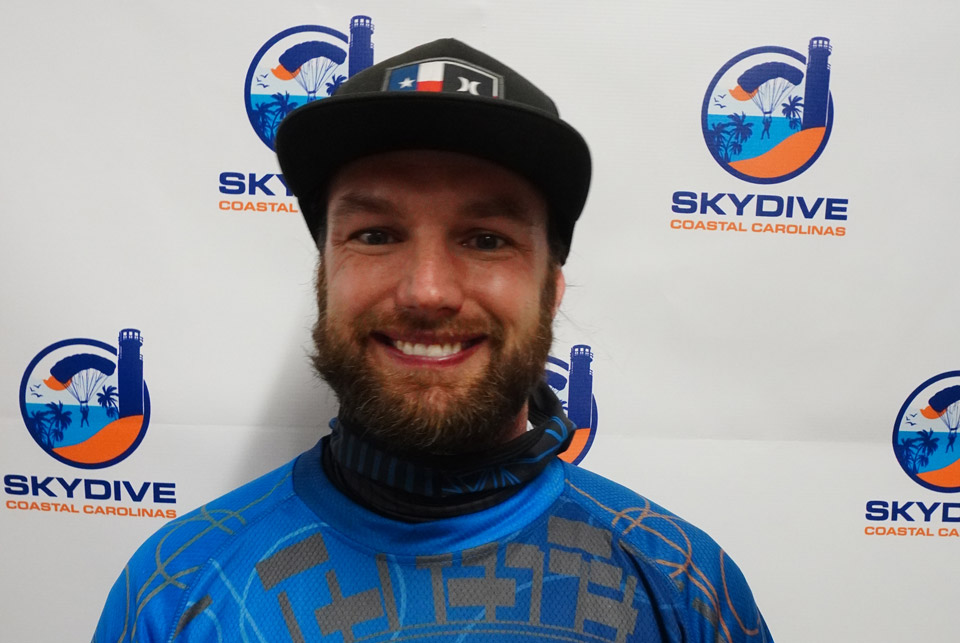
{"left": 347, "top": 310, "right": 506, "bottom": 344}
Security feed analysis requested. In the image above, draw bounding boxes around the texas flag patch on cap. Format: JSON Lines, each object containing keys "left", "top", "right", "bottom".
{"left": 384, "top": 58, "right": 502, "bottom": 97}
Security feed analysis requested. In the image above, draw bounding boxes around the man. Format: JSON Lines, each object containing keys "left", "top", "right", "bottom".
{"left": 94, "top": 39, "right": 773, "bottom": 642}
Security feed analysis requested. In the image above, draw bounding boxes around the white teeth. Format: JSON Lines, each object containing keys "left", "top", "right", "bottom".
{"left": 394, "top": 340, "right": 463, "bottom": 357}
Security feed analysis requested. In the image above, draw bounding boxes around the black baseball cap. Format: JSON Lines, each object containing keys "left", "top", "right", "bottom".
{"left": 275, "top": 38, "right": 591, "bottom": 263}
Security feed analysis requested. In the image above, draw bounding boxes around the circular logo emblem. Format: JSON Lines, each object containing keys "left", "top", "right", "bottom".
{"left": 546, "top": 345, "right": 598, "bottom": 465}
{"left": 19, "top": 330, "right": 151, "bottom": 469}
{"left": 893, "top": 371, "right": 960, "bottom": 493}
{"left": 245, "top": 25, "right": 352, "bottom": 150}
{"left": 702, "top": 38, "right": 834, "bottom": 183}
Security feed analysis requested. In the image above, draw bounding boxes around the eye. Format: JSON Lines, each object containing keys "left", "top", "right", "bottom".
{"left": 355, "top": 229, "right": 395, "bottom": 245}
{"left": 466, "top": 233, "right": 507, "bottom": 251}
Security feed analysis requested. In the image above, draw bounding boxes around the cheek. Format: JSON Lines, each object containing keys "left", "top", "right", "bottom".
{"left": 324, "top": 260, "right": 398, "bottom": 320}
{"left": 468, "top": 268, "right": 544, "bottom": 327}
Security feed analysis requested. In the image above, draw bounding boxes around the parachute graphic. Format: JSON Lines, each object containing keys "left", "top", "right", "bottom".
{"left": 922, "top": 385, "right": 960, "bottom": 434}
{"left": 730, "top": 62, "right": 804, "bottom": 116}
{"left": 272, "top": 41, "right": 347, "bottom": 100}
{"left": 45, "top": 353, "right": 116, "bottom": 411}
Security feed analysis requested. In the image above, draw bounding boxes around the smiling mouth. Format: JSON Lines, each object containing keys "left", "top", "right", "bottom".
{"left": 372, "top": 334, "right": 485, "bottom": 358}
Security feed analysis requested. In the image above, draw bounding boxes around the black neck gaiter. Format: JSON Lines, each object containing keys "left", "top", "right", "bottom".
{"left": 321, "top": 381, "right": 576, "bottom": 522}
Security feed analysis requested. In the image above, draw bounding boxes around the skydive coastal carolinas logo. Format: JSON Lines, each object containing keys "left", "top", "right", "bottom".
{"left": 702, "top": 37, "right": 833, "bottom": 183}
{"left": 19, "top": 329, "right": 150, "bottom": 469}
{"left": 893, "top": 372, "right": 960, "bottom": 493}
{"left": 671, "top": 37, "right": 848, "bottom": 237}
{"left": 545, "top": 345, "right": 598, "bottom": 465}
{"left": 8, "top": 330, "right": 174, "bottom": 519}
{"left": 862, "top": 372, "right": 960, "bottom": 539}
{"left": 218, "top": 16, "right": 376, "bottom": 215}
{"left": 244, "top": 18, "right": 374, "bottom": 150}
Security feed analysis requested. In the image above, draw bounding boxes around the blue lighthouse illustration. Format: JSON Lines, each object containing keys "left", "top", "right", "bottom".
{"left": 802, "top": 37, "right": 831, "bottom": 130}
{"left": 567, "top": 345, "right": 594, "bottom": 430}
{"left": 348, "top": 15, "right": 374, "bottom": 78}
{"left": 117, "top": 328, "right": 144, "bottom": 418}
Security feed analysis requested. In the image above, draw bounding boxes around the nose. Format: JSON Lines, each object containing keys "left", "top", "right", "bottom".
{"left": 395, "top": 238, "right": 464, "bottom": 317}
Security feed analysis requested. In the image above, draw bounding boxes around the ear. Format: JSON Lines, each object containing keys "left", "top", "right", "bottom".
{"left": 551, "top": 269, "right": 565, "bottom": 317}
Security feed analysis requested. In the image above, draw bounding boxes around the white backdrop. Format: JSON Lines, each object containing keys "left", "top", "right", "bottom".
{"left": 2, "top": 1, "right": 959, "bottom": 641}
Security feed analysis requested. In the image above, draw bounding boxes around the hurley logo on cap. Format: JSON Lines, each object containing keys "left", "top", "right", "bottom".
{"left": 383, "top": 58, "right": 503, "bottom": 97}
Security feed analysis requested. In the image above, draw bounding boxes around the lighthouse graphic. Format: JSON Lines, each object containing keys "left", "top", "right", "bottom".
{"left": 802, "top": 37, "right": 831, "bottom": 130}
{"left": 118, "top": 328, "right": 144, "bottom": 418}
{"left": 546, "top": 345, "right": 599, "bottom": 465}
{"left": 20, "top": 329, "right": 151, "bottom": 469}
{"left": 702, "top": 36, "right": 835, "bottom": 183}
{"left": 348, "top": 15, "right": 374, "bottom": 77}
{"left": 567, "top": 345, "right": 594, "bottom": 432}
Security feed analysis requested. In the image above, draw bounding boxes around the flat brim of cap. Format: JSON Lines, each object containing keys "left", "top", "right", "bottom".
{"left": 275, "top": 92, "right": 591, "bottom": 250}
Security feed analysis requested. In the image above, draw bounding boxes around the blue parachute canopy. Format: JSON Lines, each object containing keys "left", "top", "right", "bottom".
{"left": 734, "top": 61, "right": 805, "bottom": 116}
{"left": 545, "top": 370, "right": 568, "bottom": 391}
{"left": 278, "top": 41, "right": 347, "bottom": 73}
{"left": 49, "top": 353, "right": 116, "bottom": 406}
{"left": 50, "top": 353, "right": 116, "bottom": 383}
{"left": 929, "top": 385, "right": 960, "bottom": 413}
{"left": 737, "top": 62, "right": 804, "bottom": 94}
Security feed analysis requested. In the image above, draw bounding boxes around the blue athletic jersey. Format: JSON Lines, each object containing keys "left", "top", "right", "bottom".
{"left": 93, "top": 440, "right": 772, "bottom": 642}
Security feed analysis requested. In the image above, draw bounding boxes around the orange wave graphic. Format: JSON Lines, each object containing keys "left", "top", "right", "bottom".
{"left": 53, "top": 415, "right": 143, "bottom": 464}
{"left": 559, "top": 428, "right": 590, "bottom": 463}
{"left": 43, "top": 376, "right": 70, "bottom": 391}
{"left": 729, "top": 127, "right": 825, "bottom": 178}
{"left": 917, "top": 456, "right": 960, "bottom": 488}
{"left": 271, "top": 64, "right": 299, "bottom": 80}
{"left": 728, "top": 85, "right": 757, "bottom": 102}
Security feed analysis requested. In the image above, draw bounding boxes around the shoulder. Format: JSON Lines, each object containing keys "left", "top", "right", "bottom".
{"left": 557, "top": 462, "right": 773, "bottom": 642}
{"left": 92, "top": 457, "right": 299, "bottom": 643}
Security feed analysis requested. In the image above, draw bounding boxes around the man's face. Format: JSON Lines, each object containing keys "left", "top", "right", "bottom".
{"left": 312, "top": 150, "right": 565, "bottom": 455}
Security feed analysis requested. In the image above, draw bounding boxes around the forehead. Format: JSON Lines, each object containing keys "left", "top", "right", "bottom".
{"left": 326, "top": 150, "right": 549, "bottom": 225}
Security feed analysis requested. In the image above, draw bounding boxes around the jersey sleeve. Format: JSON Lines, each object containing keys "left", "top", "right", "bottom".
{"left": 663, "top": 538, "right": 773, "bottom": 643}
{"left": 562, "top": 462, "right": 774, "bottom": 643}
{"left": 92, "top": 461, "right": 298, "bottom": 643}
{"left": 92, "top": 522, "right": 184, "bottom": 643}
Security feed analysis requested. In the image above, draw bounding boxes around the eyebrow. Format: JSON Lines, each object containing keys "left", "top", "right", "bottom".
{"left": 327, "top": 191, "right": 540, "bottom": 227}
{"left": 327, "top": 192, "right": 400, "bottom": 220}
{"left": 459, "top": 195, "right": 538, "bottom": 226}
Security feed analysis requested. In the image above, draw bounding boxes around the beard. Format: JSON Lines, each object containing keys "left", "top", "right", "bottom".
{"left": 311, "top": 267, "right": 557, "bottom": 456}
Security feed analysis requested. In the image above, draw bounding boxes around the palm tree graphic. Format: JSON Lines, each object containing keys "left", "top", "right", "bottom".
{"left": 727, "top": 112, "right": 754, "bottom": 151}
{"left": 897, "top": 429, "right": 941, "bottom": 474}
{"left": 912, "top": 429, "right": 940, "bottom": 472}
{"left": 44, "top": 401, "right": 73, "bottom": 447}
{"left": 706, "top": 112, "right": 754, "bottom": 163}
{"left": 97, "top": 385, "right": 119, "bottom": 419}
{"left": 28, "top": 410, "right": 49, "bottom": 445}
{"left": 781, "top": 95, "right": 803, "bottom": 130}
{"left": 706, "top": 121, "right": 733, "bottom": 162}
{"left": 326, "top": 74, "right": 347, "bottom": 96}
{"left": 262, "top": 92, "right": 300, "bottom": 144}
{"left": 251, "top": 101, "right": 275, "bottom": 140}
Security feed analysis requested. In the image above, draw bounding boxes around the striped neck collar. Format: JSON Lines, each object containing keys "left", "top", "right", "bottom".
{"left": 322, "top": 381, "right": 575, "bottom": 522}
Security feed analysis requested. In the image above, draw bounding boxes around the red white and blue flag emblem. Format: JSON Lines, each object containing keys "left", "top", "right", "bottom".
{"left": 384, "top": 59, "right": 501, "bottom": 97}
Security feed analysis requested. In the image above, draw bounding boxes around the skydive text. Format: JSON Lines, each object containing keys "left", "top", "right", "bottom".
{"left": 219, "top": 172, "right": 293, "bottom": 197}
{"left": 671, "top": 192, "right": 848, "bottom": 220}
{"left": 3, "top": 475, "right": 176, "bottom": 504}
{"left": 864, "top": 500, "right": 960, "bottom": 522}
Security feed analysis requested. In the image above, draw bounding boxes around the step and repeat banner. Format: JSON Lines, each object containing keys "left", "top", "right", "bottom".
{"left": 2, "top": 1, "right": 958, "bottom": 640}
